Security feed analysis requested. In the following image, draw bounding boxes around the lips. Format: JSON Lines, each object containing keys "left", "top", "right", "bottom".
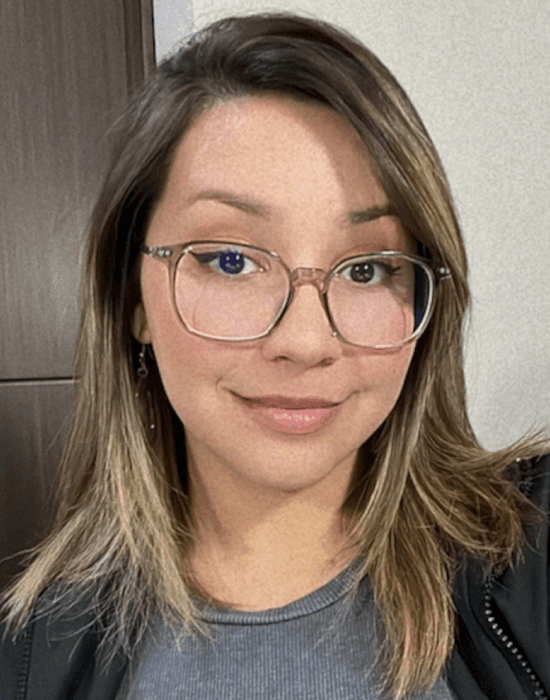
{"left": 236, "top": 394, "right": 340, "bottom": 409}
{"left": 233, "top": 392, "right": 343, "bottom": 435}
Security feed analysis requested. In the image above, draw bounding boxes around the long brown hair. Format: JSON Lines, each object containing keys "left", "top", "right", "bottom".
{"left": 1, "top": 13, "right": 547, "bottom": 698}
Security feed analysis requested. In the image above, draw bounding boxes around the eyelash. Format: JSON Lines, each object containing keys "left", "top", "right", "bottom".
{"left": 191, "top": 250, "right": 262, "bottom": 276}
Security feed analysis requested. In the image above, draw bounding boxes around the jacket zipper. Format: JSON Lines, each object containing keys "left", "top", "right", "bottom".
{"left": 481, "top": 457, "right": 548, "bottom": 700}
{"left": 483, "top": 576, "right": 548, "bottom": 699}
{"left": 16, "top": 619, "right": 34, "bottom": 700}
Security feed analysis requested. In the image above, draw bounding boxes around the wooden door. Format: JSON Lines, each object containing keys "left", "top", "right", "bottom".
{"left": 0, "top": 0, "right": 155, "bottom": 590}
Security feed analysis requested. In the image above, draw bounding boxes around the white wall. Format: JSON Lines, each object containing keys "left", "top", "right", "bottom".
{"left": 154, "top": 0, "right": 550, "bottom": 450}
{"left": 152, "top": 0, "right": 194, "bottom": 60}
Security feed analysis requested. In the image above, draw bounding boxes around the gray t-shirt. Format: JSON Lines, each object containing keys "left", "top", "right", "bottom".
{"left": 115, "top": 562, "right": 455, "bottom": 699}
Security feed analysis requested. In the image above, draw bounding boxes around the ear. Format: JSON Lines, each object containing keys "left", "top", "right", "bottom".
{"left": 131, "top": 302, "right": 152, "bottom": 344}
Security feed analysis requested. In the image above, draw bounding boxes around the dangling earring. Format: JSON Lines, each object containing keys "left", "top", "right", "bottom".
{"left": 135, "top": 344, "right": 155, "bottom": 431}
{"left": 137, "top": 345, "right": 149, "bottom": 381}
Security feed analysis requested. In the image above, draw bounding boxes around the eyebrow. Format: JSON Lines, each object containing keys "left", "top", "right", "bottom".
{"left": 346, "top": 204, "right": 396, "bottom": 225}
{"left": 188, "top": 189, "right": 396, "bottom": 225}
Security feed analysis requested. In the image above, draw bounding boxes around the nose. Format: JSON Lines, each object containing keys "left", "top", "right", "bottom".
{"left": 260, "top": 270, "right": 341, "bottom": 367}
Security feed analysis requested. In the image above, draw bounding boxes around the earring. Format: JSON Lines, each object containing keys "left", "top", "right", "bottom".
{"left": 137, "top": 344, "right": 149, "bottom": 380}
{"left": 135, "top": 344, "right": 155, "bottom": 430}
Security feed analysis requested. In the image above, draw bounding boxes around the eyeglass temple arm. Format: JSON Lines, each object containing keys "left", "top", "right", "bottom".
{"left": 431, "top": 263, "right": 451, "bottom": 282}
{"left": 416, "top": 242, "right": 451, "bottom": 283}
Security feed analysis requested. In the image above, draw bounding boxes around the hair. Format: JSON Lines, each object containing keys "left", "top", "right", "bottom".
{"left": 1, "top": 12, "right": 548, "bottom": 699}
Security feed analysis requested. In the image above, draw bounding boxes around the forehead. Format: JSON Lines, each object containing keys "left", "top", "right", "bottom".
{"left": 147, "top": 94, "right": 414, "bottom": 255}
{"left": 170, "top": 95, "right": 383, "bottom": 201}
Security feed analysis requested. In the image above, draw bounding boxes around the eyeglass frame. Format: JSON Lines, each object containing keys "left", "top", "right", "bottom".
{"left": 139, "top": 240, "right": 451, "bottom": 349}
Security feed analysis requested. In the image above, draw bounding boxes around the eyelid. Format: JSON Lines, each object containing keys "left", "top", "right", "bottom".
{"left": 331, "top": 250, "right": 403, "bottom": 268}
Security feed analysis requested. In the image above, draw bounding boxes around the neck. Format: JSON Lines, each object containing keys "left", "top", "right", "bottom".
{"left": 186, "top": 452, "right": 360, "bottom": 611}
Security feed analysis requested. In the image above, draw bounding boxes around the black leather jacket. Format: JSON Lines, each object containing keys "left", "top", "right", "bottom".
{"left": 1, "top": 455, "right": 549, "bottom": 700}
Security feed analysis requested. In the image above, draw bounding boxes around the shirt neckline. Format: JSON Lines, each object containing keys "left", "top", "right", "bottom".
{"left": 193, "top": 559, "right": 366, "bottom": 625}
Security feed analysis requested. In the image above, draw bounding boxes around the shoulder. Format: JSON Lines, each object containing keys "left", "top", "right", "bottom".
{"left": 0, "top": 583, "right": 128, "bottom": 700}
{"left": 447, "top": 454, "right": 550, "bottom": 700}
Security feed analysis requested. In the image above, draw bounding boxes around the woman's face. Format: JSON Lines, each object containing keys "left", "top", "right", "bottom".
{"left": 133, "top": 94, "right": 416, "bottom": 493}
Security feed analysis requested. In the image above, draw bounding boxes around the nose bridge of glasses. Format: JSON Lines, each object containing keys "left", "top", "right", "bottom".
{"left": 289, "top": 267, "right": 327, "bottom": 292}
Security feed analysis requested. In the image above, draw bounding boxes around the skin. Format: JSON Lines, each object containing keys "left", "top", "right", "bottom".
{"left": 132, "top": 94, "right": 416, "bottom": 610}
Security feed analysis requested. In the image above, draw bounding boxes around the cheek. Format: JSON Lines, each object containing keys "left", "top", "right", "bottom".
{"left": 142, "top": 276, "right": 241, "bottom": 419}
{"left": 141, "top": 271, "right": 203, "bottom": 402}
{"left": 356, "top": 345, "right": 415, "bottom": 406}
{"left": 148, "top": 312, "right": 219, "bottom": 401}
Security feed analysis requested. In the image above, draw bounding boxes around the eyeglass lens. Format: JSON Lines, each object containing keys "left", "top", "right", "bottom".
{"left": 173, "top": 243, "right": 431, "bottom": 347}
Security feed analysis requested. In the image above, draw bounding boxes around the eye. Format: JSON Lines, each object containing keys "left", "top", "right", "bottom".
{"left": 191, "top": 249, "right": 261, "bottom": 276}
{"left": 338, "top": 260, "right": 400, "bottom": 284}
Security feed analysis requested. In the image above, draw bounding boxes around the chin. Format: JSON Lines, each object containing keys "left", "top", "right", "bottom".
{"left": 232, "top": 445, "right": 357, "bottom": 495}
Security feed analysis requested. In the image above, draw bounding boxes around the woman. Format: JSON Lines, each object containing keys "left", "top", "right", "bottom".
{"left": 1, "top": 12, "right": 548, "bottom": 700}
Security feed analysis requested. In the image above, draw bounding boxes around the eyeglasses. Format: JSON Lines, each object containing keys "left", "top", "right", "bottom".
{"left": 140, "top": 240, "right": 451, "bottom": 349}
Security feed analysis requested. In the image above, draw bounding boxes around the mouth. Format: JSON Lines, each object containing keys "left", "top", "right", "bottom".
{"left": 231, "top": 392, "right": 344, "bottom": 435}
{"left": 234, "top": 394, "right": 341, "bottom": 409}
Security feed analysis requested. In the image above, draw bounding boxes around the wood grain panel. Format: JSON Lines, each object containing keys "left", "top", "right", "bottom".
{"left": 0, "top": 0, "right": 154, "bottom": 380}
{"left": 0, "top": 380, "right": 75, "bottom": 591}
